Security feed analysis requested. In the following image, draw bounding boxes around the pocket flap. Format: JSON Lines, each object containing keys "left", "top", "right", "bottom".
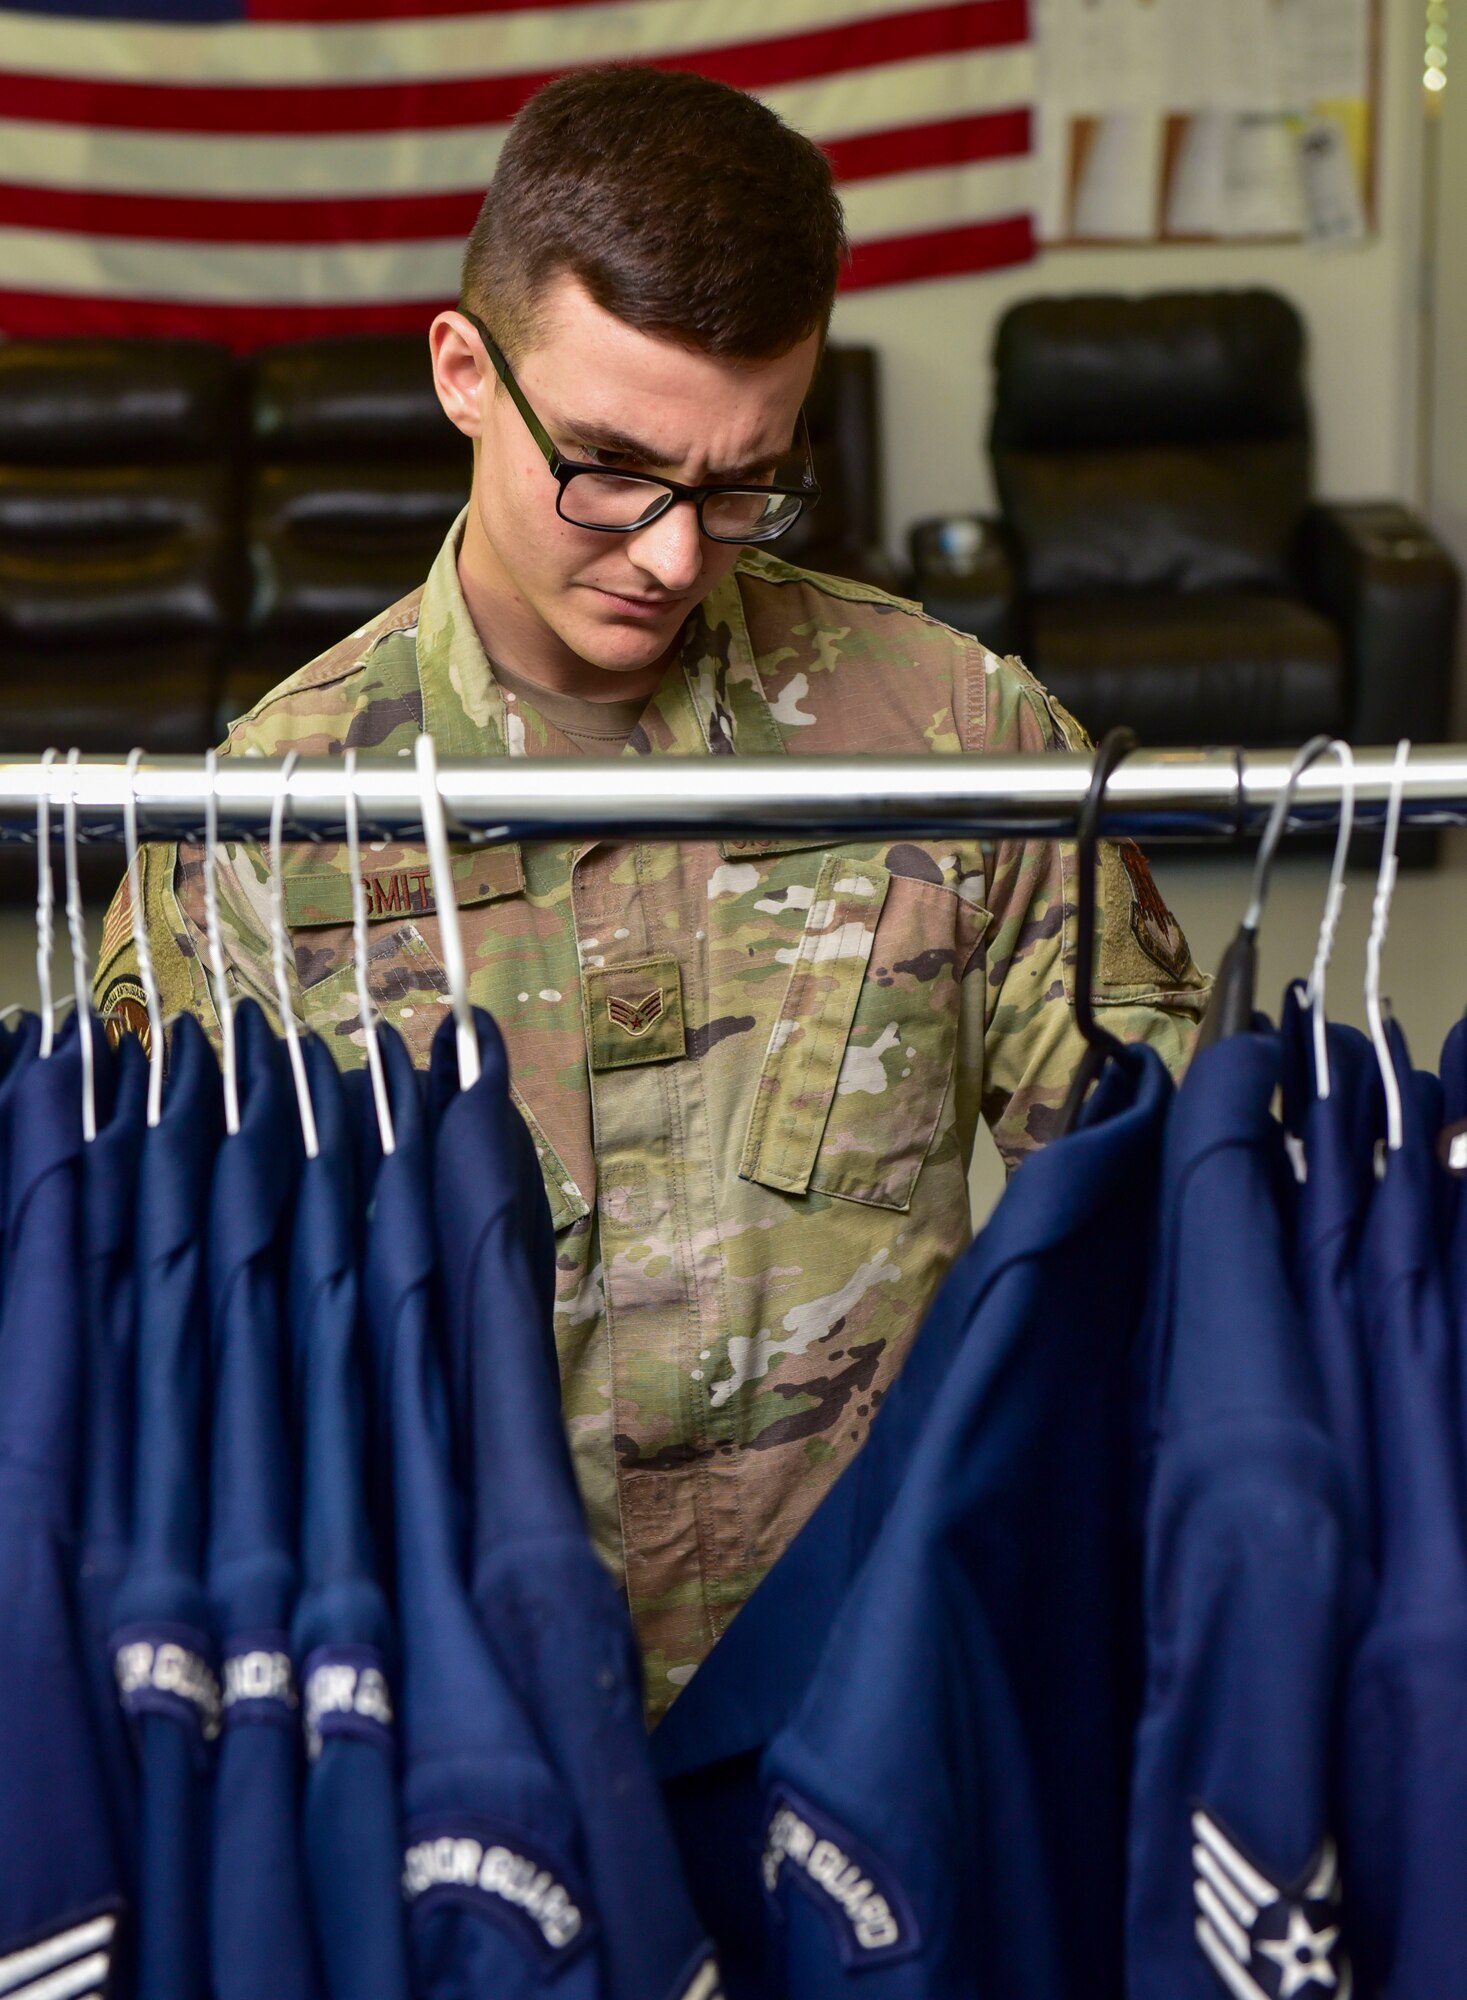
{"left": 739, "top": 855, "right": 890, "bottom": 1196}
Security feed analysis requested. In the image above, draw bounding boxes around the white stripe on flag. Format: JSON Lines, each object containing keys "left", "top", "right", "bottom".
{"left": 0, "top": 0, "right": 975, "bottom": 87}
{"left": 0, "top": 46, "right": 1032, "bottom": 201}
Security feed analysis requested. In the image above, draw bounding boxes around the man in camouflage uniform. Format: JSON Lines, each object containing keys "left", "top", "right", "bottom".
{"left": 97, "top": 67, "right": 1208, "bottom": 1719}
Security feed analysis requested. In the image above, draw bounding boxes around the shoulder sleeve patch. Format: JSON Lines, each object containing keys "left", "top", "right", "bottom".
{"left": 1099, "top": 839, "right": 1204, "bottom": 995}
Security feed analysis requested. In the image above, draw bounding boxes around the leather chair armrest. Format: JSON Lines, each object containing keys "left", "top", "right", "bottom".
{"left": 907, "top": 514, "right": 1021, "bottom": 654}
{"left": 1298, "top": 502, "right": 1461, "bottom": 745}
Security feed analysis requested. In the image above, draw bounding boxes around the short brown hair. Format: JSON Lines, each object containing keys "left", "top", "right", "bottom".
{"left": 461, "top": 66, "right": 847, "bottom": 362}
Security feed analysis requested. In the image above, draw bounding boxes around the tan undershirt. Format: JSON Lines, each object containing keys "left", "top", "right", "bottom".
{"left": 491, "top": 659, "right": 651, "bottom": 754}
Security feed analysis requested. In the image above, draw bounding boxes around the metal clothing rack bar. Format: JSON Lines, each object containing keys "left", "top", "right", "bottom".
{"left": 1, "top": 745, "right": 1467, "bottom": 845}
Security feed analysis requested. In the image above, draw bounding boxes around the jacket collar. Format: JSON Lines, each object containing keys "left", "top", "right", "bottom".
{"left": 413, "top": 510, "right": 788, "bottom": 764}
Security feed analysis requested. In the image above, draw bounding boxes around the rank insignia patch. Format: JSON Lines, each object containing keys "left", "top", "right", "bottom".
{"left": 607, "top": 989, "right": 665, "bottom": 1038}
{"left": 1192, "top": 1807, "right": 1350, "bottom": 2000}
{"left": 0, "top": 1905, "right": 119, "bottom": 2000}
{"left": 585, "top": 956, "right": 686, "bottom": 1069}
{"left": 1120, "top": 840, "right": 1193, "bottom": 983}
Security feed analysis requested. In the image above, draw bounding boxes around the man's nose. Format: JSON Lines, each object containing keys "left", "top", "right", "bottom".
{"left": 626, "top": 499, "right": 704, "bottom": 592}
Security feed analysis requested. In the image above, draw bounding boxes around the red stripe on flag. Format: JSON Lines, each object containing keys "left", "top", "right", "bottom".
{"left": 0, "top": 108, "right": 1029, "bottom": 240}
{"left": 822, "top": 105, "right": 1029, "bottom": 182}
{"left": 0, "top": 2, "right": 1028, "bottom": 134}
{"left": 0, "top": 181, "right": 484, "bottom": 243}
{"left": 840, "top": 210, "right": 1033, "bottom": 288}
{"left": 0, "top": 287, "right": 447, "bottom": 348}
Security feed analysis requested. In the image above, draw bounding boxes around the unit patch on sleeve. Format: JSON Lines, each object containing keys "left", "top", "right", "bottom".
{"left": 760, "top": 1786, "right": 918, "bottom": 1969}
{"left": 1191, "top": 1807, "right": 1350, "bottom": 2000}
{"left": 98, "top": 976, "right": 153, "bottom": 1058}
{"left": 0, "top": 1904, "right": 119, "bottom": 2000}
{"left": 1119, "top": 841, "right": 1194, "bottom": 984}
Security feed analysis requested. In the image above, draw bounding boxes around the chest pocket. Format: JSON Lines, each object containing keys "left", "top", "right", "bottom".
{"left": 279, "top": 839, "right": 589, "bottom": 1233}
{"left": 739, "top": 850, "right": 987, "bottom": 1213}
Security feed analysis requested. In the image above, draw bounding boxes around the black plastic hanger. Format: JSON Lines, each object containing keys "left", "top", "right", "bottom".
{"left": 1053, "top": 726, "right": 1139, "bottom": 1139}
{"left": 1196, "top": 733, "right": 1336, "bottom": 1048}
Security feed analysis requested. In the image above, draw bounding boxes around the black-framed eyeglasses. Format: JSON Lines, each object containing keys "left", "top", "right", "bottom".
{"left": 459, "top": 307, "right": 820, "bottom": 545}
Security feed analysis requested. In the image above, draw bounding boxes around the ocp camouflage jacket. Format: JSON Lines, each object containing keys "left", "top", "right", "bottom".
{"left": 96, "top": 513, "right": 1208, "bottom": 1717}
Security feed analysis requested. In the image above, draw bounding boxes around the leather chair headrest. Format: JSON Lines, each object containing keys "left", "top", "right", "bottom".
{"left": 252, "top": 335, "right": 466, "bottom": 460}
{"left": 0, "top": 340, "right": 237, "bottom": 464}
{"left": 990, "top": 290, "right": 1307, "bottom": 452}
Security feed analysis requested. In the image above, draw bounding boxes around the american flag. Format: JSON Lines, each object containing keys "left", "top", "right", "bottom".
{"left": 0, "top": 0, "right": 1034, "bottom": 348}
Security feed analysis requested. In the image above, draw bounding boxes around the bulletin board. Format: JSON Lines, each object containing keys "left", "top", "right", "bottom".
{"left": 1030, "top": 0, "right": 1380, "bottom": 248}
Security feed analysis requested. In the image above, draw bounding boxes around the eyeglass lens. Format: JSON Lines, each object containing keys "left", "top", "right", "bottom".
{"left": 558, "top": 472, "right": 803, "bottom": 542}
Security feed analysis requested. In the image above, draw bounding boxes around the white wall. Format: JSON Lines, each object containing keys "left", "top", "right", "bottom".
{"left": 1428, "top": 32, "right": 1467, "bottom": 726}
{"left": 832, "top": 0, "right": 1427, "bottom": 561}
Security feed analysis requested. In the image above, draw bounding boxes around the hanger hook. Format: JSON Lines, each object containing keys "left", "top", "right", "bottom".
{"left": 35, "top": 747, "right": 57, "bottom": 1060}
{"left": 269, "top": 751, "right": 319, "bottom": 1160}
{"left": 1241, "top": 734, "right": 1338, "bottom": 934}
{"left": 63, "top": 751, "right": 97, "bottom": 1144}
{"left": 414, "top": 733, "right": 479, "bottom": 1093}
{"left": 124, "top": 748, "right": 168, "bottom": 1128}
{"left": 1303, "top": 740, "right": 1356, "bottom": 1100}
{"left": 202, "top": 747, "right": 241, "bottom": 1137}
{"left": 344, "top": 749, "right": 395, "bottom": 1157}
{"left": 1053, "top": 726, "right": 1138, "bottom": 1136}
{"left": 1365, "top": 739, "right": 1410, "bottom": 1155}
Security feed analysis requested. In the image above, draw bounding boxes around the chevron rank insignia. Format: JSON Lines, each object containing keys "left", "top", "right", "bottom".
{"left": 0, "top": 1905, "right": 120, "bottom": 2000}
{"left": 585, "top": 957, "right": 686, "bottom": 1070}
{"left": 1192, "top": 1807, "right": 1350, "bottom": 2000}
{"left": 607, "top": 990, "right": 665, "bottom": 1038}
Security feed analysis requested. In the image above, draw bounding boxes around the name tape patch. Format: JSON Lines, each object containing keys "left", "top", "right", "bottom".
{"left": 301, "top": 1646, "right": 394, "bottom": 1762}
{"left": 221, "top": 1632, "right": 297, "bottom": 1729}
{"left": 761, "top": 1787, "right": 917, "bottom": 1968}
{"left": 402, "top": 1821, "right": 593, "bottom": 1970}
{"left": 113, "top": 1623, "right": 221, "bottom": 1744}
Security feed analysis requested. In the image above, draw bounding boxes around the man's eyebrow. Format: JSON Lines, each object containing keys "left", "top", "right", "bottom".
{"left": 563, "top": 418, "right": 794, "bottom": 480}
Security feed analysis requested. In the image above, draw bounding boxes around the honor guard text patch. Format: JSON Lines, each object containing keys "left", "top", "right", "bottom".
{"left": 300, "top": 1646, "right": 394, "bottom": 1763}
{"left": 761, "top": 1788, "right": 918, "bottom": 1968}
{"left": 401, "top": 1821, "right": 594, "bottom": 1971}
{"left": 221, "top": 1634, "right": 297, "bottom": 1728}
{"left": 1192, "top": 1808, "right": 1348, "bottom": 2000}
{"left": 113, "top": 1624, "right": 222, "bottom": 1745}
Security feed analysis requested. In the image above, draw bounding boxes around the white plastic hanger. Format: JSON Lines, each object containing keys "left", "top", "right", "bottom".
{"left": 343, "top": 749, "right": 395, "bottom": 1156}
{"left": 268, "top": 751, "right": 319, "bottom": 1160}
{"left": 414, "top": 733, "right": 479, "bottom": 1092}
{"left": 201, "top": 747, "right": 241, "bottom": 1137}
{"left": 62, "top": 750, "right": 97, "bottom": 1143}
{"left": 1302, "top": 739, "right": 1356, "bottom": 1101}
{"left": 123, "top": 748, "right": 167, "bottom": 1129}
{"left": 1364, "top": 737, "right": 1410, "bottom": 1157}
{"left": 35, "top": 747, "right": 58, "bottom": 1058}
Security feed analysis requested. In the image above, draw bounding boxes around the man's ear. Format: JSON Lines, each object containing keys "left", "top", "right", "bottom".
{"left": 430, "top": 311, "right": 489, "bottom": 439}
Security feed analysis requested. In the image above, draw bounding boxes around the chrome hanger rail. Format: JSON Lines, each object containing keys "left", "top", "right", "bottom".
{"left": 3, "top": 746, "right": 1467, "bottom": 845}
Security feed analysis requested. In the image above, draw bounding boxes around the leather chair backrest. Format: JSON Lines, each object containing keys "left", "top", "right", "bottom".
{"left": 990, "top": 290, "right": 1312, "bottom": 597}
{"left": 0, "top": 340, "right": 238, "bottom": 657}
{"left": 771, "top": 342, "right": 881, "bottom": 576}
{"left": 246, "top": 336, "right": 471, "bottom": 646}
